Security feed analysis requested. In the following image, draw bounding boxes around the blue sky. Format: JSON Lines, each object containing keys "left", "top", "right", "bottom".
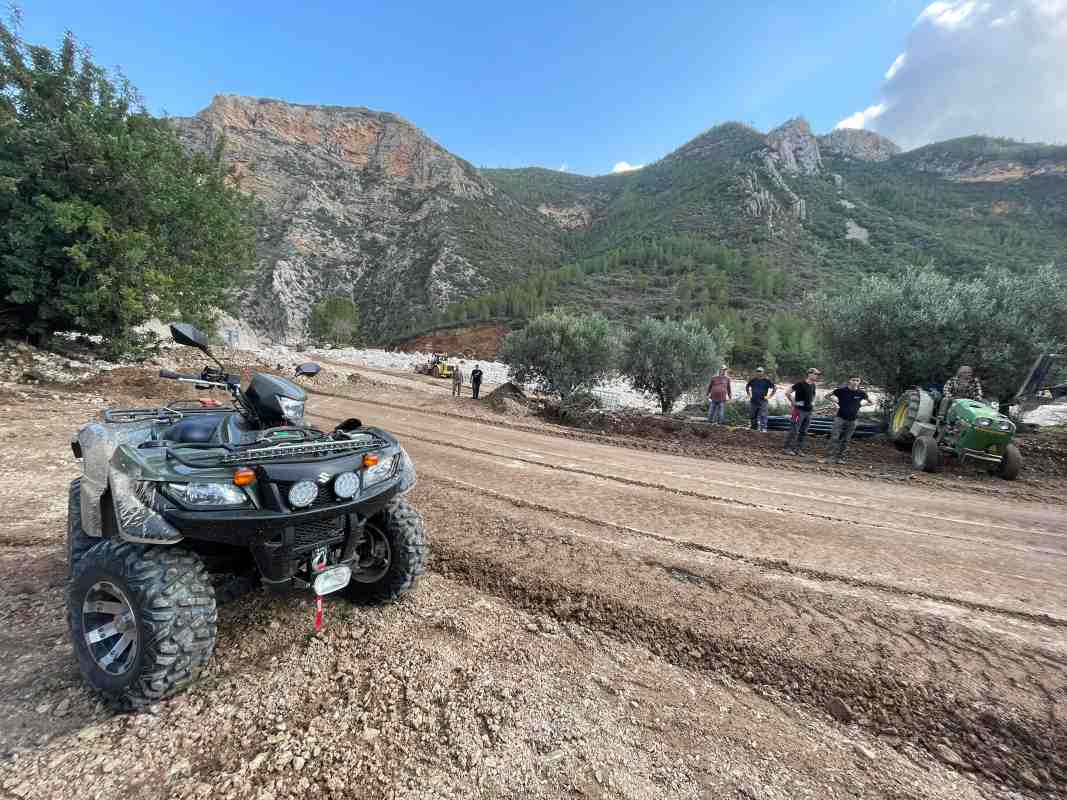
{"left": 23, "top": 1, "right": 935, "bottom": 174}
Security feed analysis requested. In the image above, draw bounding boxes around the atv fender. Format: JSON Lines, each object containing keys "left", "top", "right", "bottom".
{"left": 108, "top": 459, "right": 183, "bottom": 545}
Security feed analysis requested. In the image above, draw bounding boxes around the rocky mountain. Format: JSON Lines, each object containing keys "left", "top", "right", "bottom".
{"left": 174, "top": 96, "right": 1067, "bottom": 344}
{"left": 171, "top": 95, "right": 563, "bottom": 341}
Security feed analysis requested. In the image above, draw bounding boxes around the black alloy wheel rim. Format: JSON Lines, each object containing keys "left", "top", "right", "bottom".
{"left": 351, "top": 523, "right": 392, "bottom": 583}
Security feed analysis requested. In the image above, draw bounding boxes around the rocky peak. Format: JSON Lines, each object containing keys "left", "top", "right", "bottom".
{"left": 190, "top": 94, "right": 489, "bottom": 199}
{"left": 818, "top": 129, "right": 901, "bottom": 162}
{"left": 766, "top": 117, "right": 822, "bottom": 175}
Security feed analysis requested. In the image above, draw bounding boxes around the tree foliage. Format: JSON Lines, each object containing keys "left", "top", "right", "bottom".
{"left": 0, "top": 21, "right": 258, "bottom": 352}
{"left": 307, "top": 295, "right": 360, "bottom": 345}
{"left": 621, "top": 318, "right": 730, "bottom": 413}
{"left": 500, "top": 311, "right": 617, "bottom": 400}
{"left": 809, "top": 265, "right": 1067, "bottom": 401}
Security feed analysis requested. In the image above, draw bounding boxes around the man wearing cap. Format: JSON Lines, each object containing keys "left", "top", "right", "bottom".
{"left": 784, "top": 368, "right": 821, "bottom": 455}
{"left": 745, "top": 367, "right": 777, "bottom": 433}
{"left": 706, "top": 365, "right": 732, "bottom": 425}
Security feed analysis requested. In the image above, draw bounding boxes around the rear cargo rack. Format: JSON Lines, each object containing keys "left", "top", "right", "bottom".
{"left": 218, "top": 434, "right": 383, "bottom": 465}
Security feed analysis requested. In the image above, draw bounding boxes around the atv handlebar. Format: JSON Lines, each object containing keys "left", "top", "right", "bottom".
{"left": 159, "top": 369, "right": 198, "bottom": 381}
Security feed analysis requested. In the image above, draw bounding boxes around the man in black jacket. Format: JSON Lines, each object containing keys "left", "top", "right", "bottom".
{"left": 470, "top": 364, "right": 484, "bottom": 399}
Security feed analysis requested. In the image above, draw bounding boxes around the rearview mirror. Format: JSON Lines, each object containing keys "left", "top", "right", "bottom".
{"left": 170, "top": 322, "right": 211, "bottom": 352}
{"left": 295, "top": 362, "right": 321, "bottom": 377}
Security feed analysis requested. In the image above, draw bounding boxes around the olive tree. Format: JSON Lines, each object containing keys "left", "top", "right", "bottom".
{"left": 809, "top": 264, "right": 1067, "bottom": 404}
{"left": 500, "top": 311, "right": 617, "bottom": 400}
{"left": 621, "top": 318, "right": 730, "bottom": 413}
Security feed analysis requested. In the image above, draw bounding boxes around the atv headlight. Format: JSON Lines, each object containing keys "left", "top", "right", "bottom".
{"left": 288, "top": 480, "right": 318, "bottom": 508}
{"left": 976, "top": 418, "right": 993, "bottom": 428}
{"left": 278, "top": 396, "right": 306, "bottom": 424}
{"left": 364, "top": 454, "right": 399, "bottom": 486}
{"left": 997, "top": 420, "right": 1014, "bottom": 432}
{"left": 167, "top": 482, "right": 248, "bottom": 507}
{"left": 333, "top": 471, "right": 359, "bottom": 499}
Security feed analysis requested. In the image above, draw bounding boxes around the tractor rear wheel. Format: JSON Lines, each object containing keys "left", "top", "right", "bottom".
{"left": 431, "top": 365, "right": 441, "bottom": 378}
{"left": 912, "top": 435, "right": 943, "bottom": 473}
{"left": 890, "top": 389, "right": 935, "bottom": 445}
{"left": 995, "top": 444, "right": 1022, "bottom": 481}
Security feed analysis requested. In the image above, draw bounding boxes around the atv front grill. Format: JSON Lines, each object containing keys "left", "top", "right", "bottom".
{"left": 291, "top": 517, "right": 346, "bottom": 553}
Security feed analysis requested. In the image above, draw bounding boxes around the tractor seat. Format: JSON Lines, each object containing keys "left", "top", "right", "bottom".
{"left": 161, "top": 415, "right": 227, "bottom": 444}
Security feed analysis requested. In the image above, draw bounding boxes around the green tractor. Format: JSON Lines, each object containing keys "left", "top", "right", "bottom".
{"left": 890, "top": 389, "right": 1021, "bottom": 479}
{"left": 889, "top": 354, "right": 1062, "bottom": 481}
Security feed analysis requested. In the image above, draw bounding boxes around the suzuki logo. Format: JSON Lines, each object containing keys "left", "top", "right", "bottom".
{"left": 317, "top": 472, "right": 331, "bottom": 483}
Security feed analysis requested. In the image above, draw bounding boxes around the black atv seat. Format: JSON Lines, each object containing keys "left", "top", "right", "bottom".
{"left": 161, "top": 414, "right": 227, "bottom": 444}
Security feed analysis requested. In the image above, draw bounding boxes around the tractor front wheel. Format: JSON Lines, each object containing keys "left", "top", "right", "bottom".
{"left": 912, "top": 435, "right": 943, "bottom": 473}
{"left": 994, "top": 444, "right": 1023, "bottom": 481}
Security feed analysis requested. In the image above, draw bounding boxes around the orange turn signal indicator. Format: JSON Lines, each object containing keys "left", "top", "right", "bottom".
{"left": 362, "top": 453, "right": 380, "bottom": 468}
{"left": 233, "top": 467, "right": 256, "bottom": 487}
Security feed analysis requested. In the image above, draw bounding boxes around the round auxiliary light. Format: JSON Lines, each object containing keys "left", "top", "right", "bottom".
{"left": 333, "top": 471, "right": 359, "bottom": 499}
{"left": 288, "top": 480, "right": 318, "bottom": 509}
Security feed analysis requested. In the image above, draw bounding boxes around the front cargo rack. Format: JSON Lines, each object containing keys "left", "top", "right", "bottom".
{"left": 218, "top": 433, "right": 384, "bottom": 465}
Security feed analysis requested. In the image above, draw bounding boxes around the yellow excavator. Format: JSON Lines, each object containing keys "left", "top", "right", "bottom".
{"left": 414, "top": 352, "right": 454, "bottom": 379}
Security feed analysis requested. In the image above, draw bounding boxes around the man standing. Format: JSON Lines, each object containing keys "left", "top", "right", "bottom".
{"left": 706, "top": 365, "right": 731, "bottom": 424}
{"left": 745, "top": 367, "right": 776, "bottom": 433}
{"left": 451, "top": 361, "right": 465, "bottom": 397}
{"left": 784, "top": 368, "right": 821, "bottom": 455}
{"left": 822, "top": 376, "right": 872, "bottom": 464}
{"left": 470, "top": 364, "right": 484, "bottom": 400}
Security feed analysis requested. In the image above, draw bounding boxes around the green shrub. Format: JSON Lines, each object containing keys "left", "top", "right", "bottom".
{"left": 621, "top": 318, "right": 729, "bottom": 413}
{"left": 500, "top": 311, "right": 618, "bottom": 400}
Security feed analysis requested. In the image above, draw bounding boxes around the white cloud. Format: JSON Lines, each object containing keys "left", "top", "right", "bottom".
{"left": 917, "top": 0, "right": 979, "bottom": 30}
{"left": 611, "top": 161, "right": 643, "bottom": 173}
{"left": 885, "top": 52, "right": 907, "bottom": 80}
{"left": 849, "top": 1, "right": 1067, "bottom": 149}
{"left": 834, "top": 104, "right": 887, "bottom": 130}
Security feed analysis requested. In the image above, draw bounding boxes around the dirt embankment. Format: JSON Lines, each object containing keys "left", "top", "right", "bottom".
{"left": 395, "top": 322, "right": 509, "bottom": 360}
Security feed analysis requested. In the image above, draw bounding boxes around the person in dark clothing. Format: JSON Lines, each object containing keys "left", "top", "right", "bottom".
{"left": 470, "top": 364, "right": 484, "bottom": 399}
{"left": 745, "top": 367, "right": 777, "bottom": 433}
{"left": 783, "top": 368, "right": 821, "bottom": 455}
{"left": 822, "top": 376, "right": 872, "bottom": 464}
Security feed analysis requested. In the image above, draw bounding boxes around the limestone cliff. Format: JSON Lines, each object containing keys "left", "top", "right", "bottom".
{"left": 766, "top": 118, "right": 822, "bottom": 175}
{"left": 171, "top": 95, "right": 562, "bottom": 342}
{"left": 818, "top": 129, "right": 901, "bottom": 162}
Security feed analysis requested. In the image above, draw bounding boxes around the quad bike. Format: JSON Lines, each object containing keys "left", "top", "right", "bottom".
{"left": 414, "top": 352, "right": 453, "bottom": 379}
{"left": 890, "top": 388, "right": 1022, "bottom": 479}
{"left": 66, "top": 323, "right": 426, "bottom": 709}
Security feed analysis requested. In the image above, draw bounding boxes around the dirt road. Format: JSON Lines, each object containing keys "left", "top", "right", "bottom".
{"left": 0, "top": 380, "right": 1064, "bottom": 799}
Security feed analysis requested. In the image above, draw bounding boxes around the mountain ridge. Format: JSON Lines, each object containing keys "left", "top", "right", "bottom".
{"left": 171, "top": 95, "right": 1067, "bottom": 344}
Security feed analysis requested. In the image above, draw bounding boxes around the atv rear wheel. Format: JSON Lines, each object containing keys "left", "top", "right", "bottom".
{"left": 912, "top": 435, "right": 943, "bottom": 473}
{"left": 995, "top": 443, "right": 1022, "bottom": 481}
{"left": 67, "top": 479, "right": 97, "bottom": 576}
{"left": 345, "top": 500, "right": 427, "bottom": 604}
{"left": 67, "top": 540, "right": 217, "bottom": 710}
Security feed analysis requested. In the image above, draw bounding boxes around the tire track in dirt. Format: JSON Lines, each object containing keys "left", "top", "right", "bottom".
{"left": 306, "top": 386, "right": 1067, "bottom": 505}
{"left": 412, "top": 481, "right": 1067, "bottom": 797}
{"left": 408, "top": 467, "right": 1067, "bottom": 630}
{"left": 312, "top": 407, "right": 1066, "bottom": 557}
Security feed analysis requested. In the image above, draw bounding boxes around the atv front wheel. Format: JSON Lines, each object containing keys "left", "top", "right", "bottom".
{"left": 67, "top": 479, "right": 97, "bottom": 576}
{"left": 67, "top": 540, "right": 217, "bottom": 710}
{"left": 994, "top": 443, "right": 1023, "bottom": 481}
{"left": 912, "top": 435, "right": 943, "bottom": 473}
{"left": 345, "top": 500, "right": 427, "bottom": 604}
